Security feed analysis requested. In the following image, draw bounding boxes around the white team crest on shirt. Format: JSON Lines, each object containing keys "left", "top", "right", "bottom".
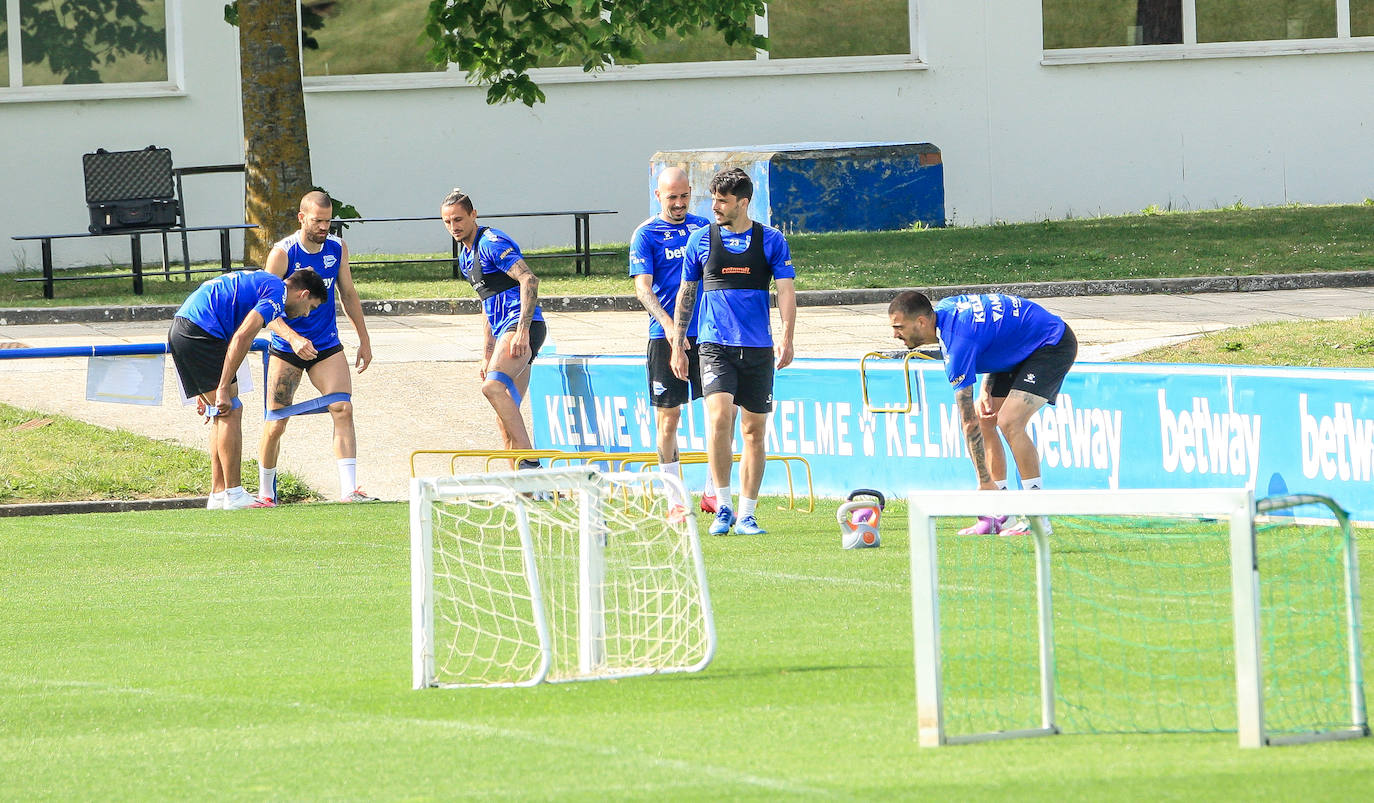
{"left": 323, "top": 255, "right": 337, "bottom": 268}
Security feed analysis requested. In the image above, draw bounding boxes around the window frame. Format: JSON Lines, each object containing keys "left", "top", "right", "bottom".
{"left": 1042, "top": 0, "right": 1374, "bottom": 65}
{"left": 303, "top": 1, "right": 927, "bottom": 94}
{"left": 1, "top": 0, "right": 184, "bottom": 104}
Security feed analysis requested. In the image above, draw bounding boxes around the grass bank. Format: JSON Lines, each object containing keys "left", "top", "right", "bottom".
{"left": 4, "top": 203, "right": 1371, "bottom": 308}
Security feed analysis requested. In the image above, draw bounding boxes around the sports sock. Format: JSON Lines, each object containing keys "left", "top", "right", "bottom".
{"left": 995, "top": 479, "right": 1008, "bottom": 490}
{"left": 739, "top": 497, "right": 758, "bottom": 519}
{"left": 338, "top": 458, "right": 358, "bottom": 499}
{"left": 1023, "top": 476, "right": 1042, "bottom": 491}
{"left": 658, "top": 461, "right": 684, "bottom": 506}
{"left": 259, "top": 466, "right": 278, "bottom": 501}
{"left": 226, "top": 486, "right": 250, "bottom": 500}
{"left": 716, "top": 485, "right": 733, "bottom": 511}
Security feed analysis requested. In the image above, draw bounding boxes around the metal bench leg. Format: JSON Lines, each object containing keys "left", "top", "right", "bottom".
{"left": 41, "top": 239, "right": 54, "bottom": 300}
{"left": 220, "top": 228, "right": 231, "bottom": 273}
{"left": 575, "top": 213, "right": 589, "bottom": 275}
{"left": 131, "top": 235, "right": 144, "bottom": 295}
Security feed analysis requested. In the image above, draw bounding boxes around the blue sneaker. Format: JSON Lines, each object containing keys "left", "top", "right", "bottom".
{"left": 709, "top": 506, "right": 736, "bottom": 535}
{"left": 734, "top": 515, "right": 767, "bottom": 535}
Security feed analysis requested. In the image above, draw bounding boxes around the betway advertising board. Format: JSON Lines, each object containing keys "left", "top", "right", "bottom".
{"left": 530, "top": 356, "right": 1374, "bottom": 522}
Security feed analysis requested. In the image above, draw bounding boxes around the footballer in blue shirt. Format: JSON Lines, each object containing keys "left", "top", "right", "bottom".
{"left": 887, "top": 290, "right": 1078, "bottom": 536}
{"left": 168, "top": 268, "right": 326, "bottom": 510}
{"left": 630, "top": 166, "right": 712, "bottom": 512}
{"left": 258, "top": 191, "right": 378, "bottom": 505}
{"left": 441, "top": 188, "right": 548, "bottom": 465}
{"left": 670, "top": 167, "right": 797, "bottom": 537}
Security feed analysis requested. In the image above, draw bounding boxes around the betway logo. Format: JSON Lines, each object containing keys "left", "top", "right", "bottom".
{"left": 663, "top": 245, "right": 686, "bottom": 261}
{"left": 1157, "top": 390, "right": 1261, "bottom": 484}
{"left": 1031, "top": 394, "right": 1122, "bottom": 488}
{"left": 1299, "top": 394, "right": 1374, "bottom": 481}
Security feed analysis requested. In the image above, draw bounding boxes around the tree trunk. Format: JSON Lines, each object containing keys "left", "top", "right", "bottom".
{"left": 238, "top": 1, "right": 312, "bottom": 267}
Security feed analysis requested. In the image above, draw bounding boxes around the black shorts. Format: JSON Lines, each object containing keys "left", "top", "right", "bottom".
{"left": 986, "top": 325, "right": 1078, "bottom": 405}
{"left": 698, "top": 342, "right": 775, "bottom": 414}
{"left": 647, "top": 337, "right": 702, "bottom": 408}
{"left": 495, "top": 319, "right": 548, "bottom": 364}
{"left": 269, "top": 343, "right": 344, "bottom": 371}
{"left": 168, "top": 317, "right": 232, "bottom": 399}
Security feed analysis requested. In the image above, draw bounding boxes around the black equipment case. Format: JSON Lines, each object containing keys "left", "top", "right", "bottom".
{"left": 82, "top": 146, "right": 181, "bottom": 233}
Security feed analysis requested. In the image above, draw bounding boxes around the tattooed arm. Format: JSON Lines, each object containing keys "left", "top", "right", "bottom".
{"left": 956, "top": 385, "right": 997, "bottom": 488}
{"left": 504, "top": 258, "right": 539, "bottom": 359}
{"left": 668, "top": 280, "right": 698, "bottom": 381}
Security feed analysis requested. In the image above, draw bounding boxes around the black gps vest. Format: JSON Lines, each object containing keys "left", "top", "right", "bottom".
{"left": 462, "top": 227, "right": 520, "bottom": 300}
{"left": 703, "top": 223, "right": 773, "bottom": 292}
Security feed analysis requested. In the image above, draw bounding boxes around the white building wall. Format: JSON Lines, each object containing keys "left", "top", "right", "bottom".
{"left": 1, "top": 2, "right": 245, "bottom": 272}
{"left": 4, "top": 0, "right": 1373, "bottom": 272}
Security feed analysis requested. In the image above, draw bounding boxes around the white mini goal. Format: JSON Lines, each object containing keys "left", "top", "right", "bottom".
{"left": 908, "top": 488, "right": 1367, "bottom": 748}
{"left": 411, "top": 467, "right": 715, "bottom": 688}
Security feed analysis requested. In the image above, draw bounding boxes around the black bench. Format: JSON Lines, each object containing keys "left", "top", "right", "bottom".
{"left": 340, "top": 210, "right": 617, "bottom": 276}
{"left": 12, "top": 224, "right": 258, "bottom": 299}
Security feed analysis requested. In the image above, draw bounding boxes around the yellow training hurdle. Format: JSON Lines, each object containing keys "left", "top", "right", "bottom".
{"left": 409, "top": 447, "right": 814, "bottom": 513}
{"left": 859, "top": 347, "right": 939, "bottom": 414}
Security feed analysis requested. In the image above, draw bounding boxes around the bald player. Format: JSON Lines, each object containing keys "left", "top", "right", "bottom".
{"left": 629, "top": 167, "right": 713, "bottom": 511}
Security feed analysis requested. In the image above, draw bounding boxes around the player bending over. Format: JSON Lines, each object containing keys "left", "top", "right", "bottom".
{"left": 168, "top": 269, "right": 326, "bottom": 509}
{"left": 887, "top": 290, "right": 1077, "bottom": 536}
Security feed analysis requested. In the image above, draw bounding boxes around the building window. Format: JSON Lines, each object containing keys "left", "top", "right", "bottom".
{"left": 4, "top": 0, "right": 168, "bottom": 88}
{"left": 303, "top": 0, "right": 918, "bottom": 82}
{"left": 1349, "top": 0, "right": 1374, "bottom": 34}
{"left": 1045, "top": 0, "right": 1368, "bottom": 53}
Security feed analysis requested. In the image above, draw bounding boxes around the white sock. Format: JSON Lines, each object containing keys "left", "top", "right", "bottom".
{"left": 716, "top": 485, "right": 733, "bottom": 511}
{"left": 226, "top": 486, "right": 249, "bottom": 500}
{"left": 207, "top": 491, "right": 226, "bottom": 509}
{"left": 739, "top": 497, "right": 758, "bottom": 519}
{"left": 658, "top": 461, "right": 684, "bottom": 506}
{"left": 338, "top": 458, "right": 358, "bottom": 499}
{"left": 995, "top": 479, "right": 1007, "bottom": 490}
{"left": 259, "top": 466, "right": 278, "bottom": 501}
{"left": 1023, "top": 476, "right": 1042, "bottom": 491}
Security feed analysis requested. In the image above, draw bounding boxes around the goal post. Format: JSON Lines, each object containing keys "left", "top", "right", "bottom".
{"left": 909, "top": 488, "right": 1368, "bottom": 748}
{"left": 411, "top": 467, "right": 715, "bottom": 688}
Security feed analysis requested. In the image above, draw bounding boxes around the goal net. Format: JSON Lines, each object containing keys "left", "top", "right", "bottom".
{"left": 909, "top": 488, "right": 1367, "bottom": 747}
{"left": 411, "top": 467, "right": 715, "bottom": 688}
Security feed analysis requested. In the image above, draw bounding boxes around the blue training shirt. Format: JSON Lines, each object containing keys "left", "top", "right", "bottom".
{"left": 628, "top": 212, "right": 709, "bottom": 340}
{"left": 457, "top": 227, "right": 545, "bottom": 336}
{"left": 681, "top": 222, "right": 795, "bottom": 348}
{"left": 268, "top": 232, "right": 344, "bottom": 353}
{"left": 174, "top": 270, "right": 286, "bottom": 341}
{"left": 935, "top": 294, "right": 1067, "bottom": 391}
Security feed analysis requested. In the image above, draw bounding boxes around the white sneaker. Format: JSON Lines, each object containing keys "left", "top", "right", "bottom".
{"left": 1001, "top": 516, "right": 1053, "bottom": 536}
{"left": 206, "top": 494, "right": 226, "bottom": 510}
{"left": 224, "top": 492, "right": 259, "bottom": 510}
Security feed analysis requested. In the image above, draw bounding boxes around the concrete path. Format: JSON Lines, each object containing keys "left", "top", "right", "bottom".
{"left": 3, "top": 285, "right": 1373, "bottom": 504}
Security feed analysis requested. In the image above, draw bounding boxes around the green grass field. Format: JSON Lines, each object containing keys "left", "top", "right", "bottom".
{"left": 3, "top": 501, "right": 1371, "bottom": 799}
